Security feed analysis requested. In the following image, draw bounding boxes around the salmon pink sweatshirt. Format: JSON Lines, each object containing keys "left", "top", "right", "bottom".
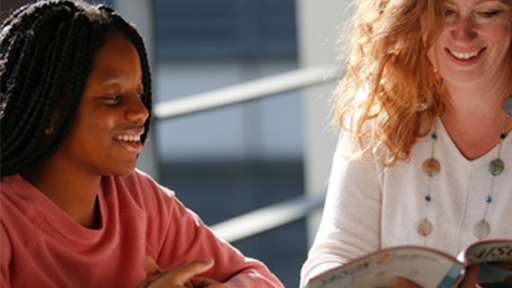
{"left": 1, "top": 170, "right": 283, "bottom": 288}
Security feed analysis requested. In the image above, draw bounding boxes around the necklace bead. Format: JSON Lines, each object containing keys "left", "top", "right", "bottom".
{"left": 473, "top": 220, "right": 491, "bottom": 239}
{"left": 488, "top": 159, "right": 505, "bottom": 176}
{"left": 422, "top": 158, "right": 440, "bottom": 177}
{"left": 417, "top": 219, "right": 433, "bottom": 236}
{"left": 504, "top": 97, "right": 512, "bottom": 115}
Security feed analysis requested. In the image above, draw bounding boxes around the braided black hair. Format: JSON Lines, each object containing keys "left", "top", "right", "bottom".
{"left": 0, "top": 0, "right": 152, "bottom": 177}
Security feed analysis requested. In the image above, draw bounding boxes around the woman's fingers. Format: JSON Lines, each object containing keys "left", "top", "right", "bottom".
{"left": 391, "top": 277, "right": 422, "bottom": 288}
{"left": 459, "top": 265, "right": 480, "bottom": 288}
{"left": 390, "top": 265, "right": 480, "bottom": 288}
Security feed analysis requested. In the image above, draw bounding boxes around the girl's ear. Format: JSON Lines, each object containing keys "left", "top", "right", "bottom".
{"left": 45, "top": 114, "right": 58, "bottom": 135}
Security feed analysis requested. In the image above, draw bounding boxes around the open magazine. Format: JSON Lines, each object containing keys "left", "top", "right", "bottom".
{"left": 303, "top": 239, "right": 512, "bottom": 288}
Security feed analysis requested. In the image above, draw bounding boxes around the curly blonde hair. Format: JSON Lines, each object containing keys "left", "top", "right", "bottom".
{"left": 335, "top": 0, "right": 447, "bottom": 166}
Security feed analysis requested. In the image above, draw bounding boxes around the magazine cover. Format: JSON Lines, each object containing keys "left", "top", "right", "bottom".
{"left": 305, "top": 239, "right": 512, "bottom": 288}
{"left": 304, "top": 246, "right": 464, "bottom": 288}
{"left": 459, "top": 239, "right": 512, "bottom": 288}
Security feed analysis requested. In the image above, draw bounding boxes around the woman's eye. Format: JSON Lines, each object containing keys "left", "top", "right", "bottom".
{"left": 137, "top": 93, "right": 144, "bottom": 98}
{"left": 444, "top": 9, "right": 455, "bottom": 16}
{"left": 479, "top": 10, "right": 501, "bottom": 18}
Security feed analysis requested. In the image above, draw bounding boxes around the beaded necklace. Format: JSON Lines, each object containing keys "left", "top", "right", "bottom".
{"left": 418, "top": 96, "right": 512, "bottom": 244}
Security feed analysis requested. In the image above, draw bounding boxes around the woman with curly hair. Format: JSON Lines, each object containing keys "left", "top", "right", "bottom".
{"left": 0, "top": 1, "right": 283, "bottom": 287}
{"left": 301, "top": 0, "right": 512, "bottom": 287}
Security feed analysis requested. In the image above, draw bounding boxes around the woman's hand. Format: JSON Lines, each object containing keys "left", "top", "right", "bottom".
{"left": 391, "top": 277, "right": 421, "bottom": 288}
{"left": 391, "top": 265, "right": 480, "bottom": 288}
{"left": 138, "top": 255, "right": 224, "bottom": 288}
{"left": 457, "top": 265, "right": 479, "bottom": 288}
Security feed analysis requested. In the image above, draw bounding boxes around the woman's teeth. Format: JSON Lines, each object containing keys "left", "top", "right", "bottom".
{"left": 449, "top": 49, "right": 479, "bottom": 60}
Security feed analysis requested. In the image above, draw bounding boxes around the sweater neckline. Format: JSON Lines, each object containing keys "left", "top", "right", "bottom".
{"left": 436, "top": 118, "right": 511, "bottom": 168}
{"left": 9, "top": 174, "right": 107, "bottom": 244}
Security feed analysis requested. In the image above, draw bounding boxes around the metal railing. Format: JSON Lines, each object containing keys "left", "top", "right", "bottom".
{"left": 155, "top": 65, "right": 336, "bottom": 243}
{"left": 212, "top": 194, "right": 325, "bottom": 243}
{"left": 154, "top": 65, "right": 336, "bottom": 120}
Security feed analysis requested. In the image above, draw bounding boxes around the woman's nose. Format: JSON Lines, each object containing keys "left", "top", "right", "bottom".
{"left": 450, "top": 15, "right": 477, "bottom": 45}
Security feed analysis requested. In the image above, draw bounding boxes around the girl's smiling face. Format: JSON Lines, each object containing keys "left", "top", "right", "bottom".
{"left": 427, "top": 0, "right": 512, "bottom": 84}
{"left": 53, "top": 33, "right": 149, "bottom": 177}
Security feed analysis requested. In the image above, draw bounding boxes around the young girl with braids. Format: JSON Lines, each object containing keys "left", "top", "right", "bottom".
{"left": 0, "top": 1, "right": 283, "bottom": 287}
{"left": 301, "top": 0, "right": 512, "bottom": 287}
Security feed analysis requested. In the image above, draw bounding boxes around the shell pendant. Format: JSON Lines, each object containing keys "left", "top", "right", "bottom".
{"left": 417, "top": 219, "right": 433, "bottom": 236}
{"left": 473, "top": 220, "right": 491, "bottom": 239}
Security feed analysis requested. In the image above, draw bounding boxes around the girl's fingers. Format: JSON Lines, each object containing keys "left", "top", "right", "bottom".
{"left": 169, "top": 258, "right": 215, "bottom": 284}
{"left": 190, "top": 276, "right": 224, "bottom": 287}
{"left": 148, "top": 258, "right": 215, "bottom": 288}
{"left": 142, "top": 255, "right": 163, "bottom": 275}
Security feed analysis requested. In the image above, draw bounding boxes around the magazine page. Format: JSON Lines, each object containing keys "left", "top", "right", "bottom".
{"left": 305, "top": 246, "right": 464, "bottom": 288}
{"left": 459, "top": 239, "right": 512, "bottom": 288}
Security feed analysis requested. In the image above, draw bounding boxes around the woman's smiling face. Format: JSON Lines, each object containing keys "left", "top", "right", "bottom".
{"left": 427, "top": 0, "right": 512, "bottom": 84}
{"left": 53, "top": 32, "right": 149, "bottom": 177}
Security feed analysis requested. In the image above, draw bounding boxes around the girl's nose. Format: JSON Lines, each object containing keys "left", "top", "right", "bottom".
{"left": 126, "top": 94, "right": 149, "bottom": 126}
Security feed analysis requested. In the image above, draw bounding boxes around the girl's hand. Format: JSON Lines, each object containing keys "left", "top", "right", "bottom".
{"left": 138, "top": 255, "right": 224, "bottom": 288}
{"left": 391, "top": 265, "right": 480, "bottom": 288}
{"left": 189, "top": 276, "right": 224, "bottom": 288}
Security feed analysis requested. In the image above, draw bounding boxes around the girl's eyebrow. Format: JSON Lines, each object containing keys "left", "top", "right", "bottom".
{"left": 96, "top": 75, "right": 143, "bottom": 86}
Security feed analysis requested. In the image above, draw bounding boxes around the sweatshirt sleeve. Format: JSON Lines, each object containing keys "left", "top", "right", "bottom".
{"left": 1, "top": 223, "right": 11, "bottom": 288}
{"left": 300, "top": 134, "right": 383, "bottom": 286}
{"left": 136, "top": 172, "right": 284, "bottom": 288}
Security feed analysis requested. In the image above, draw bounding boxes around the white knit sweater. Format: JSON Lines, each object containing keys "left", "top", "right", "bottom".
{"left": 301, "top": 119, "right": 512, "bottom": 286}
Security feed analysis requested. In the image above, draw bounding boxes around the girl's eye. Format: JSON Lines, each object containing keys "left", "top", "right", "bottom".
{"left": 137, "top": 93, "right": 144, "bottom": 98}
{"left": 103, "top": 95, "right": 120, "bottom": 102}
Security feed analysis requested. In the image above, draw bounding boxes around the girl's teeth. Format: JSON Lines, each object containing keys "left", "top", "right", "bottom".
{"left": 450, "top": 50, "right": 479, "bottom": 60}
{"left": 116, "top": 135, "right": 140, "bottom": 142}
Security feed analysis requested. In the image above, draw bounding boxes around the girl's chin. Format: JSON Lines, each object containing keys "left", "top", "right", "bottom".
{"left": 107, "top": 163, "right": 137, "bottom": 177}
